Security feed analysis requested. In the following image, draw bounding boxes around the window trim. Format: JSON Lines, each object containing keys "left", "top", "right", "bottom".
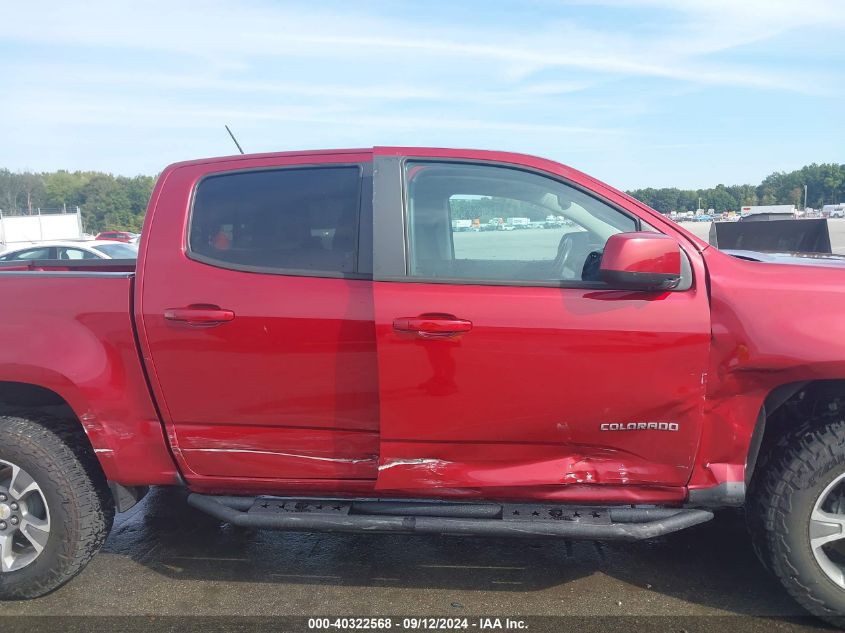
{"left": 396, "top": 157, "right": 693, "bottom": 291}
{"left": 4, "top": 247, "right": 56, "bottom": 261}
{"left": 185, "top": 162, "right": 373, "bottom": 280}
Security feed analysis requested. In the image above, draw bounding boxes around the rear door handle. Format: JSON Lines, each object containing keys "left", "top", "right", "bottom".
{"left": 393, "top": 315, "right": 473, "bottom": 337}
{"left": 164, "top": 305, "right": 235, "bottom": 326}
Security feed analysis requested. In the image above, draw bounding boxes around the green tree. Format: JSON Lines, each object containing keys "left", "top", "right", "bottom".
{"left": 43, "top": 171, "right": 89, "bottom": 211}
{"left": 80, "top": 175, "right": 132, "bottom": 232}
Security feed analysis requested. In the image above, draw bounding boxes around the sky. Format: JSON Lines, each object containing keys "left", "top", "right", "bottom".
{"left": 0, "top": 0, "right": 843, "bottom": 190}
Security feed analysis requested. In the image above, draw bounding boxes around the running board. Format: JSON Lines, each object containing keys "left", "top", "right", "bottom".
{"left": 187, "top": 494, "right": 713, "bottom": 541}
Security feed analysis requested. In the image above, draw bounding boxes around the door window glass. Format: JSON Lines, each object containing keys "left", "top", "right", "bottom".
{"left": 57, "top": 247, "right": 99, "bottom": 260}
{"left": 5, "top": 247, "right": 52, "bottom": 261}
{"left": 190, "top": 166, "right": 362, "bottom": 275}
{"left": 405, "top": 162, "right": 637, "bottom": 283}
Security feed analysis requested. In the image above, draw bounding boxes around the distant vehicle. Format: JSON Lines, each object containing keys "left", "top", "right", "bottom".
{"left": 451, "top": 219, "right": 472, "bottom": 232}
{"left": 824, "top": 204, "right": 845, "bottom": 219}
{"left": 528, "top": 222, "right": 545, "bottom": 230}
{"left": 95, "top": 231, "right": 135, "bottom": 243}
{"left": 696, "top": 215, "right": 713, "bottom": 222}
{"left": 0, "top": 240, "right": 138, "bottom": 261}
{"left": 506, "top": 217, "right": 530, "bottom": 229}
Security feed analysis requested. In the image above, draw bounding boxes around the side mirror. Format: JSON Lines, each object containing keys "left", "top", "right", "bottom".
{"left": 599, "top": 232, "right": 682, "bottom": 291}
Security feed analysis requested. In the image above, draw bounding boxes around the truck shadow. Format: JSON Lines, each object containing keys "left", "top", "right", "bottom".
{"left": 109, "top": 487, "right": 821, "bottom": 623}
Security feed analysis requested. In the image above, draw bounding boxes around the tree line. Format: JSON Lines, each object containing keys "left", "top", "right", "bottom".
{"left": 0, "top": 162, "right": 842, "bottom": 233}
{"left": 0, "top": 169, "right": 156, "bottom": 233}
{"left": 628, "top": 163, "right": 844, "bottom": 214}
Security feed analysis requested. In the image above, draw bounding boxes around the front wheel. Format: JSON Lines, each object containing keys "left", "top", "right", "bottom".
{"left": 0, "top": 414, "right": 114, "bottom": 599}
{"left": 749, "top": 417, "right": 845, "bottom": 625}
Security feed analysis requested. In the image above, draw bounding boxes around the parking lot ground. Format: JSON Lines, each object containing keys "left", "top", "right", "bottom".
{"left": 1, "top": 487, "right": 832, "bottom": 631}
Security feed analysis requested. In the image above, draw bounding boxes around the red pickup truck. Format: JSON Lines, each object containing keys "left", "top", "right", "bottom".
{"left": 1, "top": 147, "right": 844, "bottom": 621}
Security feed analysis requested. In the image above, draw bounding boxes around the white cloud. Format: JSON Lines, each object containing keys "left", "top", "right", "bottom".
{"left": 2, "top": 0, "right": 841, "bottom": 92}
{"left": 0, "top": 0, "right": 841, "bottom": 183}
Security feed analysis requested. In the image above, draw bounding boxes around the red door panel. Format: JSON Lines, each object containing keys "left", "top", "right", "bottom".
{"left": 372, "top": 280, "right": 710, "bottom": 501}
{"left": 138, "top": 153, "right": 379, "bottom": 484}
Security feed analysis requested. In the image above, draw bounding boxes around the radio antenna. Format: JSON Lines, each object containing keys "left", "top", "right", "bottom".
{"left": 224, "top": 124, "right": 245, "bottom": 154}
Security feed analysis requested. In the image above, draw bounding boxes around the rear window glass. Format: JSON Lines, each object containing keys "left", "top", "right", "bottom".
{"left": 92, "top": 243, "right": 139, "bottom": 258}
{"left": 189, "top": 166, "right": 361, "bottom": 275}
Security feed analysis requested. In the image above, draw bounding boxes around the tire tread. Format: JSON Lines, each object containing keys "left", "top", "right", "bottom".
{"left": 0, "top": 413, "right": 113, "bottom": 599}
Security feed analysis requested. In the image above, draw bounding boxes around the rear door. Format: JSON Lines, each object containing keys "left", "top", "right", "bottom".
{"left": 139, "top": 153, "right": 379, "bottom": 485}
{"left": 371, "top": 153, "right": 711, "bottom": 501}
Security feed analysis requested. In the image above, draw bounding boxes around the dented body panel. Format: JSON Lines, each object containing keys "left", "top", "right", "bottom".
{"left": 371, "top": 280, "right": 710, "bottom": 499}
{"left": 0, "top": 274, "right": 177, "bottom": 485}
{"left": 689, "top": 247, "right": 845, "bottom": 490}
{"left": 1, "top": 147, "right": 843, "bottom": 508}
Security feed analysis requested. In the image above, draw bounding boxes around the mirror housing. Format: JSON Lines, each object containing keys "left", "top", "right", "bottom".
{"left": 599, "top": 232, "right": 682, "bottom": 291}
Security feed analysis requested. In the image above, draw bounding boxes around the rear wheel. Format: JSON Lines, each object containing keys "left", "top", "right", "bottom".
{"left": 749, "top": 417, "right": 845, "bottom": 625}
{"left": 0, "top": 414, "right": 113, "bottom": 599}
{"left": 0, "top": 458, "right": 52, "bottom": 573}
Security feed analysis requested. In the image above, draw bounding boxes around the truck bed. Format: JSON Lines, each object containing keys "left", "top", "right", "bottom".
{"left": 0, "top": 263, "right": 178, "bottom": 485}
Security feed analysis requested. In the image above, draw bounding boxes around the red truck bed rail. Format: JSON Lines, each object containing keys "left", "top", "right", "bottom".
{"left": 0, "top": 259, "right": 136, "bottom": 273}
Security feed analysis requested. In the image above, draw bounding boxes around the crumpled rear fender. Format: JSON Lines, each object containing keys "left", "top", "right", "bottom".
{"left": 0, "top": 274, "right": 178, "bottom": 485}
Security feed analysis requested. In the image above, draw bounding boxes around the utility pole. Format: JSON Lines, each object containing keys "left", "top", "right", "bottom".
{"left": 804, "top": 184, "right": 808, "bottom": 212}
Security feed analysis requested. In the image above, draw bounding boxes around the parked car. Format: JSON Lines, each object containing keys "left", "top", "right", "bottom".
{"left": 94, "top": 231, "right": 135, "bottom": 243}
{"left": 0, "top": 240, "right": 138, "bottom": 261}
{"left": 2, "top": 147, "right": 845, "bottom": 624}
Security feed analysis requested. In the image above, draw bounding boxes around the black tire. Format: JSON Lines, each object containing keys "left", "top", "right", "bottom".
{"left": 748, "top": 416, "right": 845, "bottom": 625}
{"left": 0, "top": 413, "right": 114, "bottom": 599}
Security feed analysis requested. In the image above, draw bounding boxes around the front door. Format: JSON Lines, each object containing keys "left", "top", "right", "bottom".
{"left": 140, "top": 154, "right": 379, "bottom": 484}
{"left": 372, "top": 155, "right": 711, "bottom": 502}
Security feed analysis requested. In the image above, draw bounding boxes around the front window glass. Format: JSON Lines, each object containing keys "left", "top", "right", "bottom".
{"left": 405, "top": 162, "right": 637, "bottom": 283}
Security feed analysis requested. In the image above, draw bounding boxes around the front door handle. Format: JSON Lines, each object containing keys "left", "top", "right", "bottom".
{"left": 393, "top": 314, "right": 473, "bottom": 337}
{"left": 164, "top": 305, "right": 235, "bottom": 326}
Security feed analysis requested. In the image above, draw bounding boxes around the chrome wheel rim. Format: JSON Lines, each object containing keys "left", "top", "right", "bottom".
{"left": 811, "top": 471, "right": 845, "bottom": 589}
{"left": 0, "top": 458, "right": 51, "bottom": 572}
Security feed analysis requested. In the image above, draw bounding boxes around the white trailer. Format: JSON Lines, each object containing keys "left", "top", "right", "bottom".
{"left": 0, "top": 210, "right": 84, "bottom": 250}
{"left": 740, "top": 205, "right": 796, "bottom": 218}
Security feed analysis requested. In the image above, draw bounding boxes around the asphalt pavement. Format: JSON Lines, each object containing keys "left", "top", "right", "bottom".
{"left": 2, "top": 486, "right": 830, "bottom": 629}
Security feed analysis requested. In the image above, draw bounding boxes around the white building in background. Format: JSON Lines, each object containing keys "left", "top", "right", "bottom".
{"left": 0, "top": 209, "right": 84, "bottom": 250}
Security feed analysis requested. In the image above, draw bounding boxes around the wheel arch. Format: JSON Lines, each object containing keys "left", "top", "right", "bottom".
{"left": 0, "top": 374, "right": 179, "bottom": 498}
{"left": 747, "top": 379, "right": 845, "bottom": 486}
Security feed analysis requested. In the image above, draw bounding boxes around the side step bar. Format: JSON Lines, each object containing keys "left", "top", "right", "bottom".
{"left": 188, "top": 494, "right": 713, "bottom": 541}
